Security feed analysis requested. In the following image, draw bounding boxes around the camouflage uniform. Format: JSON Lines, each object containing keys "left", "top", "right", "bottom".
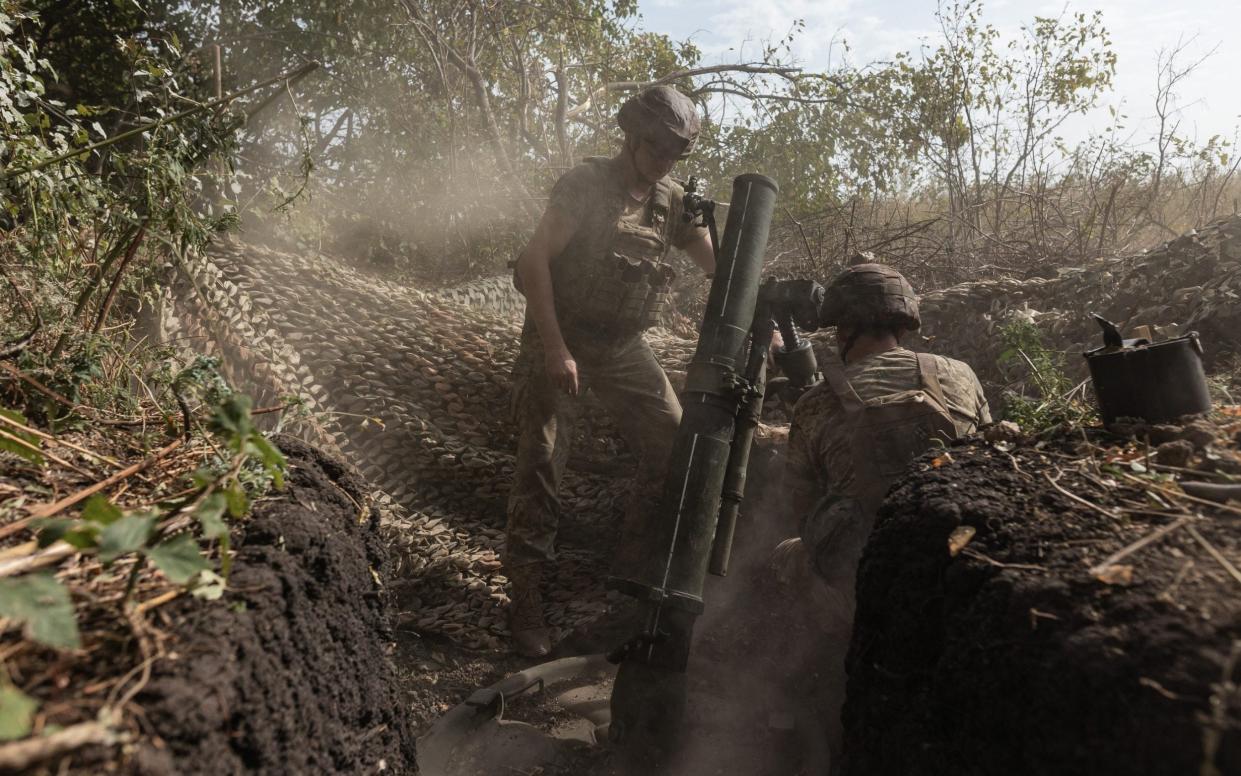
{"left": 505, "top": 156, "right": 707, "bottom": 570}
{"left": 784, "top": 346, "right": 991, "bottom": 583}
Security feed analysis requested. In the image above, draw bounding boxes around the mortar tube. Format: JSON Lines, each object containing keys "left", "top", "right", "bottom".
{"left": 608, "top": 173, "right": 779, "bottom": 611}
{"left": 608, "top": 173, "right": 778, "bottom": 767}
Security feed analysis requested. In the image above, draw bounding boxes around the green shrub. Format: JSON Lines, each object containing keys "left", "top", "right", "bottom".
{"left": 996, "top": 316, "right": 1095, "bottom": 430}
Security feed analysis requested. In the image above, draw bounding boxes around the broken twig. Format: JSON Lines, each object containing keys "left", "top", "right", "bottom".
{"left": 1089, "top": 515, "right": 1194, "bottom": 578}
{"left": 1046, "top": 470, "right": 1120, "bottom": 519}
{"left": 1185, "top": 525, "right": 1241, "bottom": 587}
{"left": 0, "top": 439, "right": 185, "bottom": 541}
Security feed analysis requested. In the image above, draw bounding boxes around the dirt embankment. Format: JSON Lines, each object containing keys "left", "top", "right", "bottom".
{"left": 844, "top": 430, "right": 1241, "bottom": 776}
{"left": 131, "top": 437, "right": 417, "bottom": 775}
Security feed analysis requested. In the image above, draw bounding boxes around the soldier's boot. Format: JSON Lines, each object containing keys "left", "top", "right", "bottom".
{"left": 507, "top": 563, "right": 551, "bottom": 658}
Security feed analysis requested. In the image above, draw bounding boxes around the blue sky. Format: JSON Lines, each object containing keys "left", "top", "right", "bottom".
{"left": 636, "top": 0, "right": 1241, "bottom": 148}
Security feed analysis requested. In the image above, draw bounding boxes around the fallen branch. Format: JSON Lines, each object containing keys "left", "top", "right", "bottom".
{"left": 1178, "top": 481, "right": 1241, "bottom": 505}
{"left": 0, "top": 429, "right": 92, "bottom": 476}
{"left": 960, "top": 547, "right": 1046, "bottom": 571}
{"left": 0, "top": 541, "right": 75, "bottom": 578}
{"left": 0, "top": 362, "right": 83, "bottom": 416}
{"left": 1121, "top": 472, "right": 1241, "bottom": 519}
{"left": 0, "top": 413, "right": 120, "bottom": 467}
{"left": 134, "top": 589, "right": 181, "bottom": 616}
{"left": 0, "top": 541, "right": 35, "bottom": 562}
{"left": 0, "top": 362, "right": 143, "bottom": 425}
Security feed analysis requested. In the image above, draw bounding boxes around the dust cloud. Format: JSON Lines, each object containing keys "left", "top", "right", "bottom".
{"left": 666, "top": 451, "right": 846, "bottom": 776}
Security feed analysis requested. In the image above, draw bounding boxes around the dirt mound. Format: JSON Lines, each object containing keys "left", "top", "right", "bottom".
{"left": 915, "top": 215, "right": 1241, "bottom": 398}
{"left": 131, "top": 437, "right": 417, "bottom": 775}
{"left": 843, "top": 428, "right": 1241, "bottom": 775}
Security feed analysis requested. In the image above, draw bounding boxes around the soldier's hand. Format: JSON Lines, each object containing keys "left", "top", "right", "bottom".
{"left": 769, "top": 537, "right": 813, "bottom": 588}
{"left": 768, "top": 538, "right": 852, "bottom": 625}
{"left": 545, "top": 346, "right": 580, "bottom": 396}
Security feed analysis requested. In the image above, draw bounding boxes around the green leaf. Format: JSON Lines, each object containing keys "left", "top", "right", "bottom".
{"left": 247, "top": 435, "right": 286, "bottom": 488}
{"left": 0, "top": 573, "right": 81, "bottom": 650}
{"left": 32, "top": 518, "right": 75, "bottom": 548}
{"left": 81, "top": 495, "right": 122, "bottom": 526}
{"left": 195, "top": 492, "right": 228, "bottom": 539}
{"left": 0, "top": 686, "right": 37, "bottom": 741}
{"left": 147, "top": 534, "right": 208, "bottom": 585}
{"left": 61, "top": 526, "right": 100, "bottom": 551}
{"left": 0, "top": 408, "right": 29, "bottom": 428}
{"left": 0, "top": 408, "right": 41, "bottom": 465}
{"left": 97, "top": 513, "right": 154, "bottom": 563}
{"left": 210, "top": 394, "right": 254, "bottom": 443}
{"left": 225, "top": 484, "right": 249, "bottom": 519}
{"left": 190, "top": 467, "right": 215, "bottom": 489}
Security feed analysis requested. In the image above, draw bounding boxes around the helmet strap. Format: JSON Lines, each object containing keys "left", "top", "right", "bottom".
{"left": 839, "top": 331, "right": 860, "bottom": 364}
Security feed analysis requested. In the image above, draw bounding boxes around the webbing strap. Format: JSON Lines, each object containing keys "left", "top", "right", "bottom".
{"left": 650, "top": 176, "right": 675, "bottom": 262}
{"left": 821, "top": 363, "right": 866, "bottom": 413}
{"left": 915, "top": 352, "right": 950, "bottom": 409}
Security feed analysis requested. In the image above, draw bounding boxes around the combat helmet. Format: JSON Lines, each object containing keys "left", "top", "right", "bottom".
{"left": 819, "top": 258, "right": 920, "bottom": 332}
{"left": 617, "top": 85, "right": 701, "bottom": 159}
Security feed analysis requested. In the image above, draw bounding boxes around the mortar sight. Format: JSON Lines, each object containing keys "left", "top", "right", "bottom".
{"left": 761, "top": 277, "right": 825, "bottom": 333}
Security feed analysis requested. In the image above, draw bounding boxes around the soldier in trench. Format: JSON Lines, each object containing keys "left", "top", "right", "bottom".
{"left": 772, "top": 260, "right": 992, "bottom": 755}
{"left": 505, "top": 85, "right": 716, "bottom": 658}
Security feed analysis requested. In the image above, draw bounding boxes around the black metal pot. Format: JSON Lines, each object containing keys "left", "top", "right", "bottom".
{"left": 1084, "top": 316, "right": 1211, "bottom": 424}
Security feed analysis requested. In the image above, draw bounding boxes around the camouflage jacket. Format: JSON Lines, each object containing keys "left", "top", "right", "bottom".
{"left": 783, "top": 346, "right": 991, "bottom": 523}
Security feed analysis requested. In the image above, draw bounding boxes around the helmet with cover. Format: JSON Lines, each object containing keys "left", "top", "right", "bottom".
{"left": 616, "top": 85, "right": 702, "bottom": 159}
{"left": 819, "top": 259, "right": 920, "bottom": 333}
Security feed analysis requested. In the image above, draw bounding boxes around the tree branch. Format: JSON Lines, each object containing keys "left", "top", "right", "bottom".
{"left": 565, "top": 63, "right": 803, "bottom": 119}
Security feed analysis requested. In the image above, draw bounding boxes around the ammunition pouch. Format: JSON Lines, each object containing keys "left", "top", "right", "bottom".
{"left": 578, "top": 255, "right": 676, "bottom": 335}
{"left": 550, "top": 167, "right": 681, "bottom": 337}
{"left": 572, "top": 215, "right": 676, "bottom": 334}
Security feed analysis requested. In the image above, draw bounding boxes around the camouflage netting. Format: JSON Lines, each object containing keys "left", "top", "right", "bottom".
{"left": 156, "top": 240, "right": 696, "bottom": 651}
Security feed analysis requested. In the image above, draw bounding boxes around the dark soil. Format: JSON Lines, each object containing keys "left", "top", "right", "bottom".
{"left": 844, "top": 432, "right": 1241, "bottom": 776}
{"left": 131, "top": 436, "right": 418, "bottom": 775}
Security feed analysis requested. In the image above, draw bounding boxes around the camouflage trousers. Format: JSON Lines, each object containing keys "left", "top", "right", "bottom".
{"left": 504, "top": 323, "right": 681, "bottom": 572}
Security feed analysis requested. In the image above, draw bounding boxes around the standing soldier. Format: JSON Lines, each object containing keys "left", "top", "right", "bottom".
{"left": 506, "top": 85, "right": 716, "bottom": 657}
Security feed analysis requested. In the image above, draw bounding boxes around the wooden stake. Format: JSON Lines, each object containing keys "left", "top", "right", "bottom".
{"left": 214, "top": 44, "right": 223, "bottom": 101}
